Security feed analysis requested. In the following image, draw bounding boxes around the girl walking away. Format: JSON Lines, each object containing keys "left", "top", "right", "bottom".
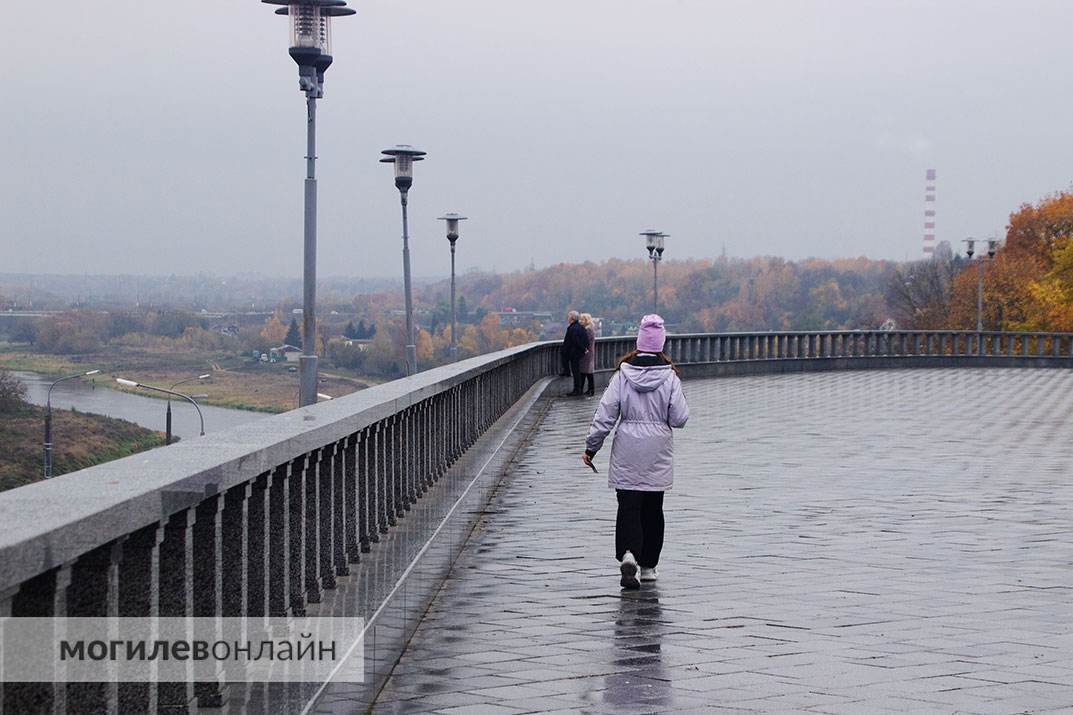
{"left": 579, "top": 313, "right": 597, "bottom": 396}
{"left": 582, "top": 314, "right": 689, "bottom": 589}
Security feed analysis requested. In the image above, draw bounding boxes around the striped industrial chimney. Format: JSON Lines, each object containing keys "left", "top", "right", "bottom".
{"left": 922, "top": 169, "right": 937, "bottom": 257}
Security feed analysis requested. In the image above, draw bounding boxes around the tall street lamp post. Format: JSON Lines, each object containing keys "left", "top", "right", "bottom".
{"left": 438, "top": 213, "right": 468, "bottom": 359}
{"left": 117, "top": 379, "right": 206, "bottom": 438}
{"left": 640, "top": 230, "right": 667, "bottom": 314}
{"left": 44, "top": 369, "right": 100, "bottom": 478}
{"left": 381, "top": 145, "right": 427, "bottom": 375}
{"left": 963, "top": 237, "right": 998, "bottom": 355}
{"left": 263, "top": 0, "right": 355, "bottom": 406}
{"left": 166, "top": 374, "right": 211, "bottom": 445}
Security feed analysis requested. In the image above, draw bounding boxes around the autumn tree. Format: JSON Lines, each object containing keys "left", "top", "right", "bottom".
{"left": 947, "top": 190, "right": 1073, "bottom": 331}
{"left": 260, "top": 313, "right": 287, "bottom": 346}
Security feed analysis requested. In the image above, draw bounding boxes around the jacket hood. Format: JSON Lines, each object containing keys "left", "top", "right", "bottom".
{"left": 620, "top": 363, "right": 674, "bottom": 392}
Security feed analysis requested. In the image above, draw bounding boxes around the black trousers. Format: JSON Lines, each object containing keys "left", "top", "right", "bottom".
{"left": 615, "top": 490, "right": 665, "bottom": 568}
{"left": 583, "top": 373, "right": 594, "bottom": 394}
{"left": 560, "top": 349, "right": 571, "bottom": 376}
{"left": 568, "top": 357, "right": 583, "bottom": 394}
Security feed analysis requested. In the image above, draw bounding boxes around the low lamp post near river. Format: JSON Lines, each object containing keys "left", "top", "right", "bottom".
{"left": 44, "top": 369, "right": 101, "bottom": 478}
{"left": 165, "top": 374, "right": 211, "bottom": 445}
{"left": 116, "top": 378, "right": 206, "bottom": 439}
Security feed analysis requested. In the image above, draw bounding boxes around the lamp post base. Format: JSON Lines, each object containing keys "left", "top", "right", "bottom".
{"left": 299, "top": 355, "right": 319, "bottom": 407}
{"left": 406, "top": 344, "right": 418, "bottom": 376}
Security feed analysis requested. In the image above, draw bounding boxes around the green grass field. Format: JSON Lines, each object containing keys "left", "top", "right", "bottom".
{"left": 0, "top": 345, "right": 376, "bottom": 413}
{"left": 0, "top": 402, "right": 168, "bottom": 493}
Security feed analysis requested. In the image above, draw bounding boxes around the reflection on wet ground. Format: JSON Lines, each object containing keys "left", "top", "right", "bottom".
{"left": 371, "top": 370, "right": 1073, "bottom": 713}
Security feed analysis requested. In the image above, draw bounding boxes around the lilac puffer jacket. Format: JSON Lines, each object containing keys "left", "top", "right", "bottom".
{"left": 585, "top": 363, "right": 689, "bottom": 491}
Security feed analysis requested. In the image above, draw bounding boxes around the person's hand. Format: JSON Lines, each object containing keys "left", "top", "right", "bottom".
{"left": 582, "top": 453, "right": 597, "bottom": 472}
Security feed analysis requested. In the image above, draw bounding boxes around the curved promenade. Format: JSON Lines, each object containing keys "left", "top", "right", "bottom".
{"left": 1, "top": 331, "right": 1071, "bottom": 712}
{"left": 371, "top": 369, "right": 1073, "bottom": 714}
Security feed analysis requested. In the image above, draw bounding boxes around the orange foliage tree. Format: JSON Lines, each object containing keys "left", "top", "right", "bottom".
{"left": 948, "top": 190, "right": 1073, "bottom": 331}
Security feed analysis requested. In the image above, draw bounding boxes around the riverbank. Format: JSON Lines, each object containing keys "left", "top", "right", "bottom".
{"left": 0, "top": 402, "right": 167, "bottom": 492}
{"left": 0, "top": 346, "right": 375, "bottom": 413}
{"left": 16, "top": 371, "right": 266, "bottom": 440}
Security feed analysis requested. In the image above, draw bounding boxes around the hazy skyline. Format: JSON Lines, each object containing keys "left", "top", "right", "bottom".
{"left": 3, "top": 1, "right": 1071, "bottom": 278}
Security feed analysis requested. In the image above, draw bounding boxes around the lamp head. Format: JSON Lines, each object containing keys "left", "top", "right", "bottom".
{"left": 987, "top": 240, "right": 998, "bottom": 258}
{"left": 84, "top": 370, "right": 101, "bottom": 376}
{"left": 381, "top": 145, "right": 427, "bottom": 192}
{"left": 263, "top": 0, "right": 355, "bottom": 95}
{"left": 116, "top": 378, "right": 138, "bottom": 388}
{"left": 640, "top": 229, "right": 661, "bottom": 256}
{"left": 198, "top": 374, "right": 212, "bottom": 380}
{"left": 438, "top": 213, "right": 468, "bottom": 242}
{"left": 963, "top": 238, "right": 975, "bottom": 258}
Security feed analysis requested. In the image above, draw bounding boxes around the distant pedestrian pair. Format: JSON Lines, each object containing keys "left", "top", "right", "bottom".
{"left": 560, "top": 310, "right": 596, "bottom": 396}
{"left": 582, "top": 315, "right": 689, "bottom": 589}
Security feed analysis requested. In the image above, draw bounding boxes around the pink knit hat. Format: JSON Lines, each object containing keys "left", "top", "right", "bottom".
{"left": 636, "top": 314, "right": 666, "bottom": 353}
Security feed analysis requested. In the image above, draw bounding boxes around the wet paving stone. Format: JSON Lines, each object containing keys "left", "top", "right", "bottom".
{"left": 372, "top": 369, "right": 1073, "bottom": 713}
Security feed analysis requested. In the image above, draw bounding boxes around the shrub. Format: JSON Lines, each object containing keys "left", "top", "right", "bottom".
{"left": 0, "top": 369, "right": 27, "bottom": 413}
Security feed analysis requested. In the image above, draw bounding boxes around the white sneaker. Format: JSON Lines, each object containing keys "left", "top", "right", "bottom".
{"left": 620, "top": 551, "right": 640, "bottom": 589}
{"left": 640, "top": 567, "right": 658, "bottom": 582}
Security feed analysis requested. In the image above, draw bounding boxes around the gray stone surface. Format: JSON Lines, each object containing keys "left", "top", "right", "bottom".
{"left": 371, "top": 369, "right": 1073, "bottom": 714}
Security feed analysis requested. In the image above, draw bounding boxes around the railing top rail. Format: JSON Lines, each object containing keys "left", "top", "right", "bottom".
{"left": 642, "top": 330, "right": 1073, "bottom": 339}
{"left": 0, "top": 340, "right": 556, "bottom": 591}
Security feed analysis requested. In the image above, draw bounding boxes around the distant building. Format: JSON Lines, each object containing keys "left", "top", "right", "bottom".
{"left": 270, "top": 344, "right": 302, "bottom": 363}
{"left": 333, "top": 337, "right": 374, "bottom": 352}
{"left": 495, "top": 309, "right": 552, "bottom": 329}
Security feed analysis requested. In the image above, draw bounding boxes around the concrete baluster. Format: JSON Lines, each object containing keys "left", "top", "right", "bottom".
{"left": 158, "top": 509, "right": 196, "bottom": 711}
{"left": 303, "top": 449, "right": 322, "bottom": 603}
{"left": 379, "top": 421, "right": 395, "bottom": 529}
{"left": 287, "top": 455, "right": 307, "bottom": 615}
{"left": 221, "top": 485, "right": 249, "bottom": 620}
{"left": 117, "top": 524, "right": 160, "bottom": 712}
{"left": 358, "top": 429, "right": 373, "bottom": 553}
{"left": 266, "top": 465, "right": 290, "bottom": 617}
{"left": 342, "top": 434, "right": 360, "bottom": 565}
{"left": 63, "top": 541, "right": 123, "bottom": 713}
{"left": 393, "top": 414, "right": 407, "bottom": 518}
{"left": 193, "top": 494, "right": 226, "bottom": 708}
{"left": 317, "top": 443, "right": 338, "bottom": 589}
{"left": 403, "top": 408, "right": 416, "bottom": 508}
{"left": 3, "top": 570, "right": 59, "bottom": 713}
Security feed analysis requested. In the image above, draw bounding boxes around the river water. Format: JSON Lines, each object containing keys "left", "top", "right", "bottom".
{"left": 15, "top": 371, "right": 267, "bottom": 440}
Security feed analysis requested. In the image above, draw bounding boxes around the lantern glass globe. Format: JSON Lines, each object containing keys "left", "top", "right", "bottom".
{"left": 290, "top": 5, "right": 331, "bottom": 53}
{"left": 394, "top": 155, "right": 414, "bottom": 179}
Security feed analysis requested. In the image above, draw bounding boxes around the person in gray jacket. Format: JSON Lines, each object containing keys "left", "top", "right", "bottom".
{"left": 583, "top": 314, "right": 689, "bottom": 589}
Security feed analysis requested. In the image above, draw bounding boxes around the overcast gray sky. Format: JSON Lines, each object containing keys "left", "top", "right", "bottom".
{"left": 2, "top": 1, "right": 1070, "bottom": 278}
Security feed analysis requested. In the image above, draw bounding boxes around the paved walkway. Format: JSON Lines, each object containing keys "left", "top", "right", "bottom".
{"left": 373, "top": 369, "right": 1073, "bottom": 714}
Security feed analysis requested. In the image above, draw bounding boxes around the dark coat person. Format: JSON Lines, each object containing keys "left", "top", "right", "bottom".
{"left": 563, "top": 311, "right": 589, "bottom": 395}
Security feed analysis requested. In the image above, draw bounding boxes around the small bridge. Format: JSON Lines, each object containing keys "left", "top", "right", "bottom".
{"left": 1, "top": 330, "right": 1071, "bottom": 713}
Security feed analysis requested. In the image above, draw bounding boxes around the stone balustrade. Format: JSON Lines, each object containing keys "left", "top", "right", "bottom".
{"left": 0, "top": 329, "right": 1070, "bottom": 712}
